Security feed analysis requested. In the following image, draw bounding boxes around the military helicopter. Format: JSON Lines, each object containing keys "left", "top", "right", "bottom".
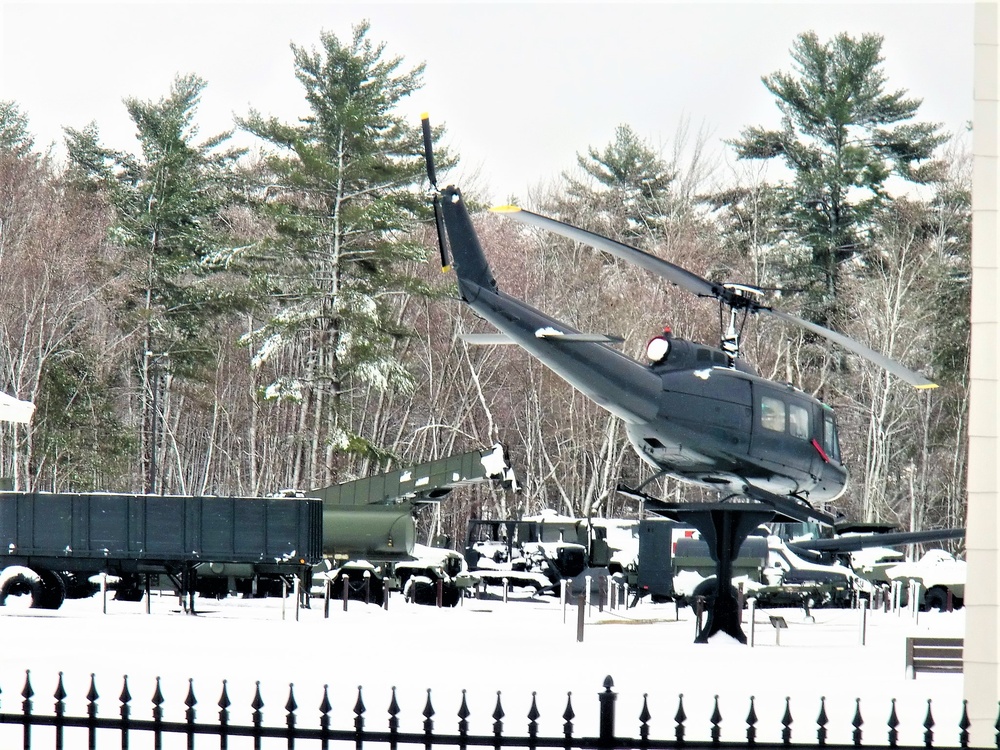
{"left": 420, "top": 116, "right": 938, "bottom": 640}
{"left": 421, "top": 115, "right": 934, "bottom": 519}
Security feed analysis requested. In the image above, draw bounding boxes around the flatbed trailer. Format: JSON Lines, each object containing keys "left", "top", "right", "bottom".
{"left": 0, "top": 491, "right": 323, "bottom": 609}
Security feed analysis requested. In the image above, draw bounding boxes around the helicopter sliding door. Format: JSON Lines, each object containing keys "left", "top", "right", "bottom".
{"left": 748, "top": 384, "right": 823, "bottom": 488}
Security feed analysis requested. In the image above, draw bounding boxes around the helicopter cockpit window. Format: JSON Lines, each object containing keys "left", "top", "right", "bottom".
{"left": 788, "top": 403, "right": 809, "bottom": 440}
{"left": 760, "top": 396, "right": 786, "bottom": 432}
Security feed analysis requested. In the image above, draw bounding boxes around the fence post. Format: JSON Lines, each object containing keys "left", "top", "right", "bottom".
{"left": 561, "top": 579, "right": 568, "bottom": 624}
{"left": 343, "top": 575, "right": 350, "bottom": 612}
{"left": 585, "top": 576, "right": 592, "bottom": 617}
{"left": 598, "top": 676, "right": 617, "bottom": 747}
{"left": 294, "top": 577, "right": 300, "bottom": 622}
{"left": 324, "top": 577, "right": 331, "bottom": 619}
{"left": 101, "top": 572, "right": 108, "bottom": 615}
{"left": 576, "top": 595, "right": 585, "bottom": 643}
{"left": 748, "top": 598, "right": 756, "bottom": 647}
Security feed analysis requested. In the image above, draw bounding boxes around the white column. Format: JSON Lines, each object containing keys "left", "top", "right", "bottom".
{"left": 965, "top": 3, "right": 1000, "bottom": 743}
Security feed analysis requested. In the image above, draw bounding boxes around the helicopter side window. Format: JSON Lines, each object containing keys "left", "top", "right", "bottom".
{"left": 760, "top": 396, "right": 786, "bottom": 432}
{"left": 696, "top": 348, "right": 711, "bottom": 363}
{"left": 788, "top": 404, "right": 810, "bottom": 440}
{"left": 823, "top": 414, "right": 841, "bottom": 462}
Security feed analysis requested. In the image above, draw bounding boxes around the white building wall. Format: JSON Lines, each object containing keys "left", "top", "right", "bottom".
{"left": 966, "top": 3, "right": 1000, "bottom": 744}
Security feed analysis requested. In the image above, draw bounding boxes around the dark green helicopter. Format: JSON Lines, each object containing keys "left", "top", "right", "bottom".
{"left": 421, "top": 116, "right": 939, "bottom": 640}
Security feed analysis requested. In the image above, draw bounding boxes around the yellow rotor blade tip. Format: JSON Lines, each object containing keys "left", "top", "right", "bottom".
{"left": 491, "top": 205, "right": 522, "bottom": 213}
{"left": 915, "top": 383, "right": 939, "bottom": 390}
{"left": 421, "top": 112, "right": 429, "bottom": 120}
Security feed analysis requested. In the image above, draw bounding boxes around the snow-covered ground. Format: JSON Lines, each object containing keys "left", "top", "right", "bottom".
{"left": 0, "top": 589, "right": 967, "bottom": 748}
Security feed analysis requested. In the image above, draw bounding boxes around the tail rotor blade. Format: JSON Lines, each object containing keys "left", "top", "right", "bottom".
{"left": 421, "top": 113, "right": 437, "bottom": 187}
{"left": 421, "top": 113, "right": 450, "bottom": 270}
{"left": 433, "top": 196, "right": 451, "bottom": 271}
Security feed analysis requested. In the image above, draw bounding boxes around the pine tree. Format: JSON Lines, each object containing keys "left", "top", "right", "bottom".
{"left": 64, "top": 73, "right": 252, "bottom": 492}
{"left": 237, "top": 21, "right": 438, "bottom": 486}
{"left": 556, "top": 124, "right": 676, "bottom": 242}
{"left": 729, "top": 31, "right": 948, "bottom": 324}
{"left": 0, "top": 101, "right": 34, "bottom": 157}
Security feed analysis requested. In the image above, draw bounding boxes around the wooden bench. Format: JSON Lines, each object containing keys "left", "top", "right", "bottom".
{"left": 905, "top": 636, "right": 963, "bottom": 679}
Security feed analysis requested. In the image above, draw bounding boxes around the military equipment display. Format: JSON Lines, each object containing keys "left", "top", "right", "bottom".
{"left": 0, "top": 491, "right": 322, "bottom": 609}
{"left": 0, "top": 445, "right": 516, "bottom": 611}
{"left": 306, "top": 443, "right": 518, "bottom": 606}
{"left": 421, "top": 114, "right": 938, "bottom": 642}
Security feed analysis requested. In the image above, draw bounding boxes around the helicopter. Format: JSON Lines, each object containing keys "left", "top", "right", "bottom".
{"left": 420, "top": 115, "right": 938, "bottom": 640}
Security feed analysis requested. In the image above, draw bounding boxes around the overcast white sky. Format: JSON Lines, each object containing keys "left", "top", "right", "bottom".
{"left": 0, "top": 1, "right": 975, "bottom": 204}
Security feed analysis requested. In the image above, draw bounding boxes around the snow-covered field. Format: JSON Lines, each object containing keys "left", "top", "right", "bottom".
{"left": 0, "top": 589, "right": 967, "bottom": 748}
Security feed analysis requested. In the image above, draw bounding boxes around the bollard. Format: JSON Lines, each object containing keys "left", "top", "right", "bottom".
{"left": 364, "top": 571, "right": 371, "bottom": 605}
{"left": 342, "top": 574, "right": 350, "bottom": 612}
{"left": 576, "top": 595, "right": 586, "bottom": 643}
{"left": 293, "top": 577, "right": 300, "bottom": 622}
{"left": 737, "top": 583, "right": 744, "bottom": 623}
{"left": 384, "top": 584, "right": 390, "bottom": 611}
{"left": 748, "top": 598, "right": 756, "bottom": 647}
{"left": 859, "top": 599, "right": 869, "bottom": 646}
{"left": 145, "top": 574, "right": 151, "bottom": 615}
{"left": 693, "top": 596, "right": 705, "bottom": 638}
{"left": 324, "top": 577, "right": 331, "bottom": 619}
{"left": 436, "top": 578, "right": 443, "bottom": 608}
{"left": 598, "top": 576, "right": 605, "bottom": 613}
{"left": 281, "top": 578, "right": 287, "bottom": 621}
{"left": 585, "top": 576, "right": 592, "bottom": 617}
{"left": 100, "top": 572, "right": 108, "bottom": 615}
{"left": 502, "top": 577, "right": 509, "bottom": 604}
{"left": 561, "top": 579, "right": 568, "bottom": 624}
{"left": 609, "top": 578, "right": 616, "bottom": 611}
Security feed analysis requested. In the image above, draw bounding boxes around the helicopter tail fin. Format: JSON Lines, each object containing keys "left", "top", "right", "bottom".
{"left": 421, "top": 114, "right": 497, "bottom": 295}
{"left": 438, "top": 185, "right": 498, "bottom": 294}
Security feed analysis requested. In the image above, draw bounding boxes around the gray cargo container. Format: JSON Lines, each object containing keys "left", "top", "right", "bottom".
{"left": 0, "top": 492, "right": 323, "bottom": 609}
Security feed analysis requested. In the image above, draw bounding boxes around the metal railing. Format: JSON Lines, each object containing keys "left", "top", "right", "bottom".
{"left": 0, "top": 670, "right": 983, "bottom": 749}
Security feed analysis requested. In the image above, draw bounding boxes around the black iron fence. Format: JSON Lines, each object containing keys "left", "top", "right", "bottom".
{"left": 0, "top": 670, "right": 985, "bottom": 749}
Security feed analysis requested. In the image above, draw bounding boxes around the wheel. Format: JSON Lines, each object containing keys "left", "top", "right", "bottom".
{"left": 690, "top": 577, "right": 740, "bottom": 608}
{"left": 113, "top": 573, "right": 146, "bottom": 602}
{"left": 923, "top": 585, "right": 951, "bottom": 612}
{"left": 36, "top": 570, "right": 67, "bottom": 610}
{"left": 0, "top": 565, "right": 44, "bottom": 608}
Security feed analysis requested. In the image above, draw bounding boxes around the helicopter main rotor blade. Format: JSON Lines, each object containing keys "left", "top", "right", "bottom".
{"left": 494, "top": 205, "right": 937, "bottom": 390}
{"left": 766, "top": 308, "right": 937, "bottom": 389}
{"left": 493, "top": 206, "right": 721, "bottom": 299}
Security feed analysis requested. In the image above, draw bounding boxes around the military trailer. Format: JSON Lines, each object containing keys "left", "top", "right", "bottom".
{"left": 0, "top": 491, "right": 322, "bottom": 609}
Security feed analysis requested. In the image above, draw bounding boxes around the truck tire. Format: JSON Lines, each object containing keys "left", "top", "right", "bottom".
{"left": 0, "top": 566, "right": 44, "bottom": 608}
{"left": 923, "top": 585, "right": 951, "bottom": 612}
{"left": 36, "top": 570, "right": 67, "bottom": 610}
